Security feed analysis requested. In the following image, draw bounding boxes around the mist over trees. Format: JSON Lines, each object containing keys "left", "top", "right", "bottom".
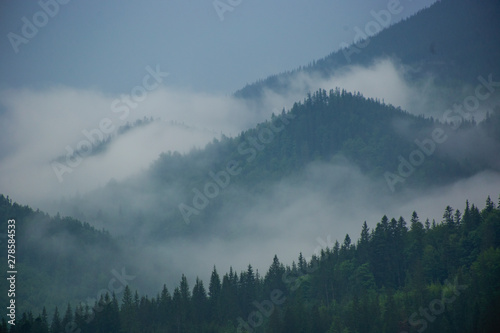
{"left": 0, "top": 195, "right": 126, "bottom": 317}
{"left": 4, "top": 196, "right": 500, "bottom": 332}
{"left": 1, "top": 0, "right": 499, "bottom": 332}
{"left": 54, "top": 89, "right": 500, "bottom": 239}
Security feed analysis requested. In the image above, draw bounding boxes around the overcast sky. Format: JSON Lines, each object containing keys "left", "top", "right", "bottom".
{"left": 0, "top": 0, "right": 437, "bottom": 94}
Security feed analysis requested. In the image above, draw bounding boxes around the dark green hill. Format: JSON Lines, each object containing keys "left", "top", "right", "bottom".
{"left": 11, "top": 196, "right": 500, "bottom": 333}
{"left": 0, "top": 195, "right": 127, "bottom": 317}
{"left": 59, "top": 90, "right": 500, "bottom": 238}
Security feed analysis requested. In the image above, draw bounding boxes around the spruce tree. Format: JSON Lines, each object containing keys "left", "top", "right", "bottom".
{"left": 50, "top": 307, "right": 62, "bottom": 333}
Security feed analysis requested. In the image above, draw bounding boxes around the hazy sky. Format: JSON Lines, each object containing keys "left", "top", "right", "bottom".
{"left": 0, "top": 0, "right": 437, "bottom": 94}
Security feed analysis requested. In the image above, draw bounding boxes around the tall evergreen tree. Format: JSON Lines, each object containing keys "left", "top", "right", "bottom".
{"left": 61, "top": 303, "right": 73, "bottom": 332}
{"left": 443, "top": 205, "right": 455, "bottom": 228}
{"left": 356, "top": 221, "right": 370, "bottom": 263}
{"left": 407, "top": 211, "right": 425, "bottom": 266}
{"left": 121, "top": 285, "right": 137, "bottom": 332}
{"left": 264, "top": 255, "right": 286, "bottom": 294}
{"left": 192, "top": 277, "right": 208, "bottom": 326}
{"left": 208, "top": 266, "right": 221, "bottom": 323}
{"left": 158, "top": 284, "right": 172, "bottom": 327}
{"left": 50, "top": 307, "right": 62, "bottom": 333}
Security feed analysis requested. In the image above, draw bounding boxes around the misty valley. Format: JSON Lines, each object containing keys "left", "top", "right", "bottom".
{"left": 1, "top": 0, "right": 500, "bottom": 332}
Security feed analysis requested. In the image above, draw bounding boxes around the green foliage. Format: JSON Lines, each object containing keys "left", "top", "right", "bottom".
{"left": 9, "top": 195, "right": 500, "bottom": 333}
{"left": 58, "top": 87, "right": 500, "bottom": 241}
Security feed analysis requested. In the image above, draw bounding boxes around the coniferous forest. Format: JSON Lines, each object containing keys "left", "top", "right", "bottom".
{"left": 1, "top": 0, "right": 500, "bottom": 332}
{"left": 2, "top": 195, "right": 499, "bottom": 333}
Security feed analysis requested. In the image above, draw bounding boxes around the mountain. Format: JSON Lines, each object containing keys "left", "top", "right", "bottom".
{"left": 235, "top": 0, "right": 500, "bottom": 102}
{"left": 54, "top": 90, "right": 500, "bottom": 239}
{"left": 2, "top": 0, "right": 500, "bottom": 328}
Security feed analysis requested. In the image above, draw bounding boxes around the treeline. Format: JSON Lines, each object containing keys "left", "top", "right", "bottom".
{"left": 52, "top": 116, "right": 157, "bottom": 164}
{"left": 156, "top": 87, "right": 500, "bottom": 194}
{"left": 6, "top": 195, "right": 500, "bottom": 332}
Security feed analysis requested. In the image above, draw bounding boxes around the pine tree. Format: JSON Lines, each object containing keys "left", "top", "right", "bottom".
{"left": 73, "top": 305, "right": 87, "bottom": 333}
{"left": 175, "top": 274, "right": 192, "bottom": 331}
{"left": 264, "top": 255, "right": 286, "bottom": 293}
{"left": 340, "top": 234, "right": 352, "bottom": 259}
{"left": 484, "top": 195, "right": 495, "bottom": 216}
{"left": 298, "top": 252, "right": 306, "bottom": 273}
{"left": 208, "top": 266, "right": 221, "bottom": 301}
{"left": 61, "top": 303, "right": 73, "bottom": 332}
{"left": 158, "top": 284, "right": 172, "bottom": 327}
{"left": 333, "top": 240, "right": 340, "bottom": 259}
{"left": 121, "top": 285, "right": 137, "bottom": 332}
{"left": 192, "top": 277, "right": 208, "bottom": 326}
{"left": 470, "top": 204, "right": 483, "bottom": 229}
{"left": 241, "top": 265, "right": 256, "bottom": 314}
{"left": 172, "top": 287, "right": 183, "bottom": 332}
{"left": 106, "top": 293, "right": 121, "bottom": 333}
{"left": 359, "top": 221, "right": 370, "bottom": 244}
{"left": 220, "top": 269, "right": 239, "bottom": 321}
{"left": 41, "top": 307, "right": 49, "bottom": 333}
{"left": 50, "top": 307, "right": 62, "bottom": 333}
{"left": 443, "top": 205, "right": 455, "bottom": 228}
{"left": 407, "top": 211, "right": 425, "bottom": 274}
{"left": 371, "top": 215, "right": 390, "bottom": 286}
{"left": 208, "top": 266, "right": 221, "bottom": 323}
{"left": 454, "top": 209, "right": 462, "bottom": 225}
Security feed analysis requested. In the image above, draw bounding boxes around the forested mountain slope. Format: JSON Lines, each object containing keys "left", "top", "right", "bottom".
{"left": 6, "top": 196, "right": 500, "bottom": 333}
{"left": 0, "top": 195, "right": 127, "bottom": 317}
{"left": 235, "top": 0, "right": 500, "bottom": 100}
{"left": 57, "top": 90, "right": 500, "bottom": 238}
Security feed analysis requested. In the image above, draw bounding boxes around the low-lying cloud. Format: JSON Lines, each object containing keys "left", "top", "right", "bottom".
{"left": 1, "top": 59, "right": 499, "bottom": 297}
{"left": 0, "top": 58, "right": 431, "bottom": 207}
{"left": 125, "top": 160, "right": 500, "bottom": 293}
{"left": 0, "top": 86, "right": 277, "bottom": 205}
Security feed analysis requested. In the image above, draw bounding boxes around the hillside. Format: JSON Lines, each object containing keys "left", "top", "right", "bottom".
{"left": 235, "top": 0, "right": 500, "bottom": 101}
{"left": 2, "top": 0, "right": 500, "bottom": 328}
{"left": 55, "top": 89, "right": 500, "bottom": 239}
{"left": 0, "top": 195, "right": 127, "bottom": 317}
{"left": 7, "top": 196, "right": 500, "bottom": 333}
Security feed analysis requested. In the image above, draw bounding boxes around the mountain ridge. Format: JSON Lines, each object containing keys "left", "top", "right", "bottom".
{"left": 234, "top": 0, "right": 500, "bottom": 102}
